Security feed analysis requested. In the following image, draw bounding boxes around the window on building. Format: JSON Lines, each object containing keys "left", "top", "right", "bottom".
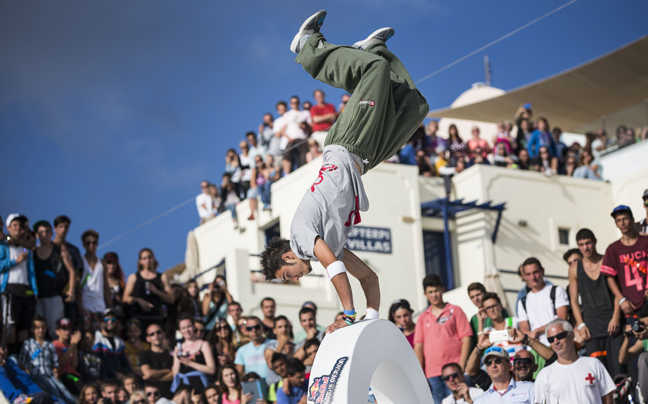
{"left": 423, "top": 230, "right": 453, "bottom": 290}
{"left": 558, "top": 228, "right": 570, "bottom": 245}
{"left": 264, "top": 221, "right": 280, "bottom": 245}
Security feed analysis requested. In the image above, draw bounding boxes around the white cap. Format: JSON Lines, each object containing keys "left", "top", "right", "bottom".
{"left": 5, "top": 213, "right": 26, "bottom": 229}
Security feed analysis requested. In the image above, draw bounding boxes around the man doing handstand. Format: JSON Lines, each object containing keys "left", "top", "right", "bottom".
{"left": 260, "top": 10, "right": 429, "bottom": 333}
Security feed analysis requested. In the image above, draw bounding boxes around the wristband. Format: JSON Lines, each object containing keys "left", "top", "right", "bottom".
{"left": 577, "top": 323, "right": 587, "bottom": 331}
{"left": 522, "top": 334, "right": 529, "bottom": 346}
{"left": 343, "top": 309, "right": 356, "bottom": 317}
{"left": 326, "top": 261, "right": 347, "bottom": 281}
{"left": 365, "top": 308, "right": 379, "bottom": 320}
{"left": 342, "top": 314, "right": 355, "bottom": 326}
{"left": 619, "top": 297, "right": 627, "bottom": 306}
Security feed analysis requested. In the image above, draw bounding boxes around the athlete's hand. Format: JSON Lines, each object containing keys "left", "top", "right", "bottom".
{"left": 621, "top": 299, "right": 636, "bottom": 316}
{"left": 326, "top": 319, "right": 350, "bottom": 334}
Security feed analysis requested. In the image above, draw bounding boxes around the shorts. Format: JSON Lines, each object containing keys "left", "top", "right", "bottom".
{"left": 1, "top": 291, "right": 37, "bottom": 334}
{"left": 247, "top": 187, "right": 259, "bottom": 199}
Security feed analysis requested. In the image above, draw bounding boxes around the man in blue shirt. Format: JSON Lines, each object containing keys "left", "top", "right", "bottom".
{"left": 277, "top": 358, "right": 307, "bottom": 404}
{"left": 474, "top": 347, "right": 535, "bottom": 404}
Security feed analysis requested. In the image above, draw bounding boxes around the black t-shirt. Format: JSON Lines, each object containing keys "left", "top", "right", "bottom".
{"left": 471, "top": 369, "right": 492, "bottom": 391}
{"left": 34, "top": 244, "right": 66, "bottom": 298}
{"left": 139, "top": 349, "right": 174, "bottom": 398}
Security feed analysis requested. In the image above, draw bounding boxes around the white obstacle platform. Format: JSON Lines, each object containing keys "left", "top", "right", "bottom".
{"left": 307, "top": 319, "right": 433, "bottom": 404}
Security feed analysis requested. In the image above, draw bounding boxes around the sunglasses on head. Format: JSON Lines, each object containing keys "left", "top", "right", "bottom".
{"left": 485, "top": 357, "right": 504, "bottom": 367}
{"left": 104, "top": 317, "right": 117, "bottom": 323}
{"left": 442, "top": 372, "right": 460, "bottom": 382}
{"left": 246, "top": 325, "right": 261, "bottom": 331}
{"left": 547, "top": 331, "right": 569, "bottom": 344}
{"left": 147, "top": 330, "right": 162, "bottom": 337}
{"left": 513, "top": 358, "right": 533, "bottom": 366}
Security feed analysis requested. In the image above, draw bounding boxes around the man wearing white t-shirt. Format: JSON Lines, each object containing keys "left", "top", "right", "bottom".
{"left": 517, "top": 257, "right": 569, "bottom": 345}
{"left": 534, "top": 318, "right": 615, "bottom": 404}
{"left": 195, "top": 180, "right": 214, "bottom": 224}
{"left": 280, "top": 95, "right": 312, "bottom": 175}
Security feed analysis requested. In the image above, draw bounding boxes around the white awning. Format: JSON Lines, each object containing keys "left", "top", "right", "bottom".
{"left": 428, "top": 35, "right": 648, "bottom": 134}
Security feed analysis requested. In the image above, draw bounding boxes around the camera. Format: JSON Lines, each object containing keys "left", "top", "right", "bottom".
{"left": 632, "top": 321, "right": 646, "bottom": 333}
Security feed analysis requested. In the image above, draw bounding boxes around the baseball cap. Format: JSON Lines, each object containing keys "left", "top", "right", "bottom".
{"left": 643, "top": 189, "right": 648, "bottom": 199}
{"left": 483, "top": 346, "right": 510, "bottom": 361}
{"left": 103, "top": 308, "right": 116, "bottom": 317}
{"left": 5, "top": 213, "right": 27, "bottom": 228}
{"left": 302, "top": 301, "right": 318, "bottom": 311}
{"left": 611, "top": 205, "right": 633, "bottom": 218}
{"left": 103, "top": 252, "right": 119, "bottom": 263}
{"left": 56, "top": 317, "right": 73, "bottom": 329}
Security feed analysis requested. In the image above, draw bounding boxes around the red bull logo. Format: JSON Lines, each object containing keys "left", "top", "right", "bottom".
{"left": 308, "top": 357, "right": 348, "bottom": 404}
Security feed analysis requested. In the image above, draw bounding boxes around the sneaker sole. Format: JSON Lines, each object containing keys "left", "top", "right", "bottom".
{"left": 290, "top": 10, "right": 327, "bottom": 53}
{"left": 352, "top": 27, "right": 395, "bottom": 50}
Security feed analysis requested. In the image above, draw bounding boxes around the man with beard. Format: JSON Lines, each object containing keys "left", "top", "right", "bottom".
{"left": 93, "top": 309, "right": 131, "bottom": 380}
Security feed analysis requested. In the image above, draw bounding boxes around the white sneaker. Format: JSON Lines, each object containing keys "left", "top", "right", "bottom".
{"left": 352, "top": 27, "right": 395, "bottom": 50}
{"left": 290, "top": 10, "right": 327, "bottom": 54}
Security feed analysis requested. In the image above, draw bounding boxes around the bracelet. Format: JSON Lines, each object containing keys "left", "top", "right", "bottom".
{"left": 619, "top": 297, "right": 627, "bottom": 306}
{"left": 477, "top": 331, "right": 484, "bottom": 335}
{"left": 522, "top": 334, "right": 529, "bottom": 346}
{"left": 577, "top": 323, "right": 587, "bottom": 331}
{"left": 343, "top": 309, "right": 356, "bottom": 316}
{"left": 342, "top": 314, "right": 356, "bottom": 326}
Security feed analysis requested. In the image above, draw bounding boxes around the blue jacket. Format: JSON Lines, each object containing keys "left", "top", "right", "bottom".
{"left": 527, "top": 130, "right": 557, "bottom": 158}
{"left": 0, "top": 242, "right": 38, "bottom": 296}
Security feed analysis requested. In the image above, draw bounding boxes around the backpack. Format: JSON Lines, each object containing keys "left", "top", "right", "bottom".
{"left": 521, "top": 285, "right": 557, "bottom": 315}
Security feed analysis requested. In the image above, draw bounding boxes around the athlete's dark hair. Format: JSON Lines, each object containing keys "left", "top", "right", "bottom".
{"left": 286, "top": 358, "right": 306, "bottom": 376}
{"left": 576, "top": 228, "right": 596, "bottom": 242}
{"left": 423, "top": 274, "right": 444, "bottom": 290}
{"left": 260, "top": 237, "right": 292, "bottom": 280}
{"left": 562, "top": 248, "right": 582, "bottom": 263}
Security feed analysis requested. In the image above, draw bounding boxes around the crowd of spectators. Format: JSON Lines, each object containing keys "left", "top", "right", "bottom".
{"left": 195, "top": 89, "right": 343, "bottom": 227}
{"left": 3, "top": 189, "right": 648, "bottom": 403}
{"left": 196, "top": 99, "right": 648, "bottom": 225}
{"left": 401, "top": 105, "right": 648, "bottom": 192}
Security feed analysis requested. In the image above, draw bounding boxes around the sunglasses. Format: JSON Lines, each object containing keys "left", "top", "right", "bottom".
{"left": 147, "top": 330, "right": 162, "bottom": 337}
{"left": 85, "top": 241, "right": 98, "bottom": 246}
{"left": 216, "top": 325, "right": 230, "bottom": 331}
{"left": 442, "top": 372, "right": 460, "bottom": 381}
{"left": 485, "top": 357, "right": 504, "bottom": 367}
{"left": 246, "top": 325, "right": 261, "bottom": 331}
{"left": 513, "top": 358, "right": 533, "bottom": 366}
{"left": 547, "top": 331, "right": 569, "bottom": 344}
{"left": 147, "top": 391, "right": 160, "bottom": 397}
{"left": 103, "top": 317, "right": 117, "bottom": 323}
{"left": 134, "top": 400, "right": 146, "bottom": 404}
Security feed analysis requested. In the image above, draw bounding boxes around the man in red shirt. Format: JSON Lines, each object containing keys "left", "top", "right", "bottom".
{"left": 414, "top": 274, "right": 472, "bottom": 404}
{"left": 309, "top": 89, "right": 337, "bottom": 150}
{"left": 602, "top": 205, "right": 648, "bottom": 317}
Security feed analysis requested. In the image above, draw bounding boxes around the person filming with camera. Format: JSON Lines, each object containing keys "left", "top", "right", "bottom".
{"left": 619, "top": 304, "right": 648, "bottom": 400}
{"left": 202, "top": 274, "right": 233, "bottom": 331}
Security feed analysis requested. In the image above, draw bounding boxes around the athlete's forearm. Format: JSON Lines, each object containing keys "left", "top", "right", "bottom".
{"left": 330, "top": 273, "right": 355, "bottom": 312}
{"left": 342, "top": 249, "right": 380, "bottom": 312}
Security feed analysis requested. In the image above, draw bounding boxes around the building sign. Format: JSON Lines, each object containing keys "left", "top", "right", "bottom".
{"left": 346, "top": 226, "right": 392, "bottom": 254}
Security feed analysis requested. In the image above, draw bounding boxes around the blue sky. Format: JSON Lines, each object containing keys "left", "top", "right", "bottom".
{"left": 1, "top": 0, "right": 646, "bottom": 277}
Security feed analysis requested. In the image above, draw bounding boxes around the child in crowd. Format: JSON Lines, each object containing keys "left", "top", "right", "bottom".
{"left": 276, "top": 358, "right": 308, "bottom": 404}
{"left": 18, "top": 316, "right": 77, "bottom": 404}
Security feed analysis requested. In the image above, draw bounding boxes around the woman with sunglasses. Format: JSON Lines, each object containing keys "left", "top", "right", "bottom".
{"left": 172, "top": 315, "right": 216, "bottom": 393}
{"left": 388, "top": 299, "right": 416, "bottom": 348}
{"left": 123, "top": 248, "right": 175, "bottom": 338}
{"left": 208, "top": 318, "right": 236, "bottom": 369}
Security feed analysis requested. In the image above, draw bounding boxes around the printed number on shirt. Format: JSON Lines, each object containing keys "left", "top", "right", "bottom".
{"left": 310, "top": 164, "right": 338, "bottom": 192}
{"left": 625, "top": 264, "right": 644, "bottom": 291}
